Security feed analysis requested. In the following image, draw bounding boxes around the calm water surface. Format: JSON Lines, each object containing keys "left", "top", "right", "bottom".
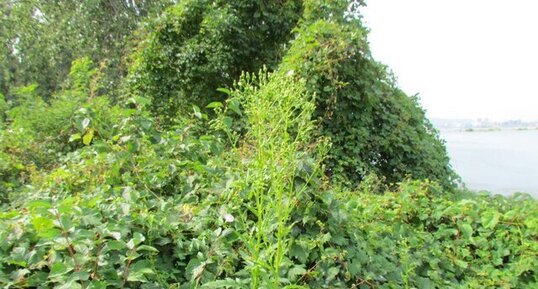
{"left": 440, "top": 130, "right": 538, "bottom": 197}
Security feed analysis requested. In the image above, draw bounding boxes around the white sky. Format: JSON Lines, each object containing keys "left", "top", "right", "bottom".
{"left": 361, "top": 0, "right": 538, "bottom": 121}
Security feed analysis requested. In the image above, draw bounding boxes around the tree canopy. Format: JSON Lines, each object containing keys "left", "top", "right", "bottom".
{"left": 0, "top": 0, "right": 174, "bottom": 98}
{"left": 128, "top": 0, "right": 303, "bottom": 120}
{"left": 129, "top": 0, "right": 455, "bottom": 187}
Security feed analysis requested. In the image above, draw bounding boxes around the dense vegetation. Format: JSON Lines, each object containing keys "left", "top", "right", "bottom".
{"left": 1, "top": 0, "right": 536, "bottom": 288}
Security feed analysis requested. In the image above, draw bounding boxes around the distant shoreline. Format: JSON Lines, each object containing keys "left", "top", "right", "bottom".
{"left": 431, "top": 118, "right": 538, "bottom": 133}
{"left": 439, "top": 126, "right": 538, "bottom": 133}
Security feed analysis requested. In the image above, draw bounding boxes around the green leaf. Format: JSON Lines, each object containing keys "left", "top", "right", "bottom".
{"left": 454, "top": 259, "right": 468, "bottom": 269}
{"left": 417, "top": 277, "right": 434, "bottom": 289}
{"left": 49, "top": 262, "right": 71, "bottom": 278}
{"left": 289, "top": 244, "right": 308, "bottom": 264}
{"left": 8, "top": 247, "right": 27, "bottom": 267}
{"left": 137, "top": 245, "right": 159, "bottom": 253}
{"left": 216, "top": 87, "right": 231, "bottom": 95}
{"left": 106, "top": 240, "right": 126, "bottom": 251}
{"left": 70, "top": 271, "right": 90, "bottom": 281}
{"left": 461, "top": 223, "right": 473, "bottom": 241}
{"left": 133, "top": 232, "right": 145, "bottom": 246}
{"left": 223, "top": 116, "right": 233, "bottom": 129}
{"left": 127, "top": 260, "right": 155, "bottom": 282}
{"left": 206, "top": 101, "right": 223, "bottom": 109}
{"left": 287, "top": 265, "right": 306, "bottom": 281}
{"left": 69, "top": 133, "right": 81, "bottom": 142}
{"left": 326, "top": 267, "right": 339, "bottom": 281}
{"left": 481, "top": 211, "right": 501, "bottom": 229}
{"left": 27, "top": 200, "right": 52, "bottom": 210}
{"left": 349, "top": 259, "right": 361, "bottom": 276}
{"left": 227, "top": 99, "right": 242, "bottom": 116}
{"left": 32, "top": 216, "right": 59, "bottom": 238}
{"left": 83, "top": 128, "right": 94, "bottom": 145}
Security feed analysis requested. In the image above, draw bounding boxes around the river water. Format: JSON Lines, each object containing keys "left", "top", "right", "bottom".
{"left": 440, "top": 130, "right": 538, "bottom": 197}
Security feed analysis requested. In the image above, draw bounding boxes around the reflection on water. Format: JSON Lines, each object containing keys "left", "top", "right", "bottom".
{"left": 440, "top": 130, "right": 538, "bottom": 197}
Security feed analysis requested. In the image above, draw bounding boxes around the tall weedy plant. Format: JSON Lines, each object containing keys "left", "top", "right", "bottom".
{"left": 213, "top": 70, "right": 326, "bottom": 288}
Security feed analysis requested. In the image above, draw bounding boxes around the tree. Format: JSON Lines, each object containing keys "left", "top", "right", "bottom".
{"left": 280, "top": 6, "right": 456, "bottom": 187}
{"left": 127, "top": 0, "right": 303, "bottom": 121}
{"left": 132, "top": 0, "right": 456, "bottom": 188}
{"left": 0, "top": 0, "right": 174, "bottom": 99}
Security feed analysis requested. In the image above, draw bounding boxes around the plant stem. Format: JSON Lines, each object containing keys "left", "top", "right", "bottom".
{"left": 121, "top": 248, "right": 135, "bottom": 289}
{"left": 53, "top": 211, "right": 80, "bottom": 272}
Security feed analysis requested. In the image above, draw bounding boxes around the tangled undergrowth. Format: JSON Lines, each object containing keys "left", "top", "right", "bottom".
{"left": 0, "top": 0, "right": 536, "bottom": 288}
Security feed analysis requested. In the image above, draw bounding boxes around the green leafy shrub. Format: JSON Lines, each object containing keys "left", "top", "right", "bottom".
{"left": 3, "top": 63, "right": 536, "bottom": 288}
{"left": 208, "top": 70, "right": 328, "bottom": 288}
{"left": 128, "top": 0, "right": 455, "bottom": 189}
{"left": 0, "top": 98, "right": 236, "bottom": 287}
{"left": 0, "top": 194, "right": 161, "bottom": 288}
{"left": 2, "top": 175, "right": 536, "bottom": 288}
{"left": 288, "top": 181, "right": 538, "bottom": 288}
{"left": 281, "top": 17, "right": 455, "bottom": 188}
{"left": 0, "top": 59, "right": 125, "bottom": 203}
{"left": 0, "top": 70, "right": 321, "bottom": 288}
{"left": 127, "top": 0, "right": 303, "bottom": 121}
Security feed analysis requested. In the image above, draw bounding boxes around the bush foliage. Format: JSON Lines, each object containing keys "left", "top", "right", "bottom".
{"left": 281, "top": 19, "right": 455, "bottom": 188}
{"left": 0, "top": 0, "right": 535, "bottom": 288}
{"left": 128, "top": 0, "right": 455, "bottom": 187}
{"left": 128, "top": 0, "right": 302, "bottom": 120}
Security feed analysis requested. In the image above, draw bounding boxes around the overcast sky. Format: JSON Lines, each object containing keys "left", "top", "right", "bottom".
{"left": 361, "top": 0, "right": 538, "bottom": 121}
